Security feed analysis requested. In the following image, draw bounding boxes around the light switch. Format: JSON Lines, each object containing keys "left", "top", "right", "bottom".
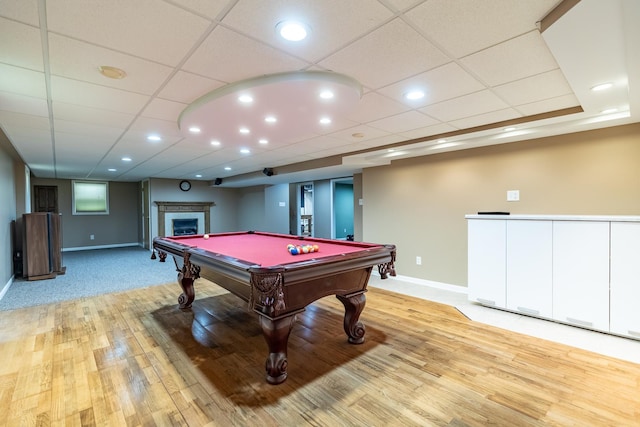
{"left": 507, "top": 190, "right": 520, "bottom": 201}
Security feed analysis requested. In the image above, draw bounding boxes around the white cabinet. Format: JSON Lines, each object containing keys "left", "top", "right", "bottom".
{"left": 467, "top": 214, "right": 640, "bottom": 339}
{"left": 468, "top": 219, "right": 506, "bottom": 308}
{"left": 552, "top": 221, "right": 610, "bottom": 331}
{"left": 610, "top": 222, "right": 640, "bottom": 338}
{"left": 505, "top": 221, "right": 552, "bottom": 318}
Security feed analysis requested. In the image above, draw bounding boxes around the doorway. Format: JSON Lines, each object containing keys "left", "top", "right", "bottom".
{"left": 298, "top": 183, "right": 313, "bottom": 236}
{"left": 332, "top": 178, "right": 354, "bottom": 240}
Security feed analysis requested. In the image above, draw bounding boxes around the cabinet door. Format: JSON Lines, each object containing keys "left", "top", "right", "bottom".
{"left": 610, "top": 222, "right": 640, "bottom": 338}
{"left": 552, "top": 221, "right": 609, "bottom": 331}
{"left": 468, "top": 219, "right": 506, "bottom": 307}
{"left": 506, "top": 220, "right": 553, "bottom": 318}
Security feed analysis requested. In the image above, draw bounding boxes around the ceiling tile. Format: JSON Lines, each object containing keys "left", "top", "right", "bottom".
{"left": 420, "top": 90, "right": 509, "bottom": 122}
{"left": 406, "top": 0, "right": 559, "bottom": 57}
{"left": 460, "top": 31, "right": 561, "bottom": 86}
{"left": 50, "top": 76, "right": 150, "bottom": 115}
{"left": 319, "top": 18, "right": 451, "bottom": 90}
{"left": 493, "top": 69, "right": 574, "bottom": 106}
{"left": 48, "top": 34, "right": 174, "bottom": 95}
{"left": 220, "top": 0, "right": 394, "bottom": 63}
{"left": 516, "top": 94, "right": 580, "bottom": 116}
{"left": 0, "top": 64, "right": 46, "bottom": 98}
{"left": 368, "top": 110, "right": 439, "bottom": 133}
{"left": 158, "top": 71, "right": 226, "bottom": 104}
{"left": 53, "top": 102, "right": 135, "bottom": 128}
{"left": 0, "top": 0, "right": 39, "bottom": 25}
{"left": 449, "top": 108, "right": 522, "bottom": 129}
{"left": 0, "top": 18, "right": 43, "bottom": 71}
{"left": 141, "top": 98, "right": 187, "bottom": 122}
{"left": 0, "top": 92, "right": 49, "bottom": 117}
{"left": 346, "top": 92, "right": 409, "bottom": 124}
{"left": 182, "top": 26, "right": 309, "bottom": 83}
{"left": 46, "top": 0, "right": 212, "bottom": 66}
{"left": 378, "top": 62, "right": 485, "bottom": 107}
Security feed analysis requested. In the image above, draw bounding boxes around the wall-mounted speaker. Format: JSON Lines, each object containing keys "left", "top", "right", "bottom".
{"left": 263, "top": 168, "right": 274, "bottom": 176}
{"left": 214, "top": 178, "right": 223, "bottom": 185}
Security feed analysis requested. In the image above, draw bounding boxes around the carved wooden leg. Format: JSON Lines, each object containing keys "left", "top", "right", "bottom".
{"left": 178, "top": 273, "right": 195, "bottom": 309}
{"left": 336, "top": 292, "right": 367, "bottom": 344}
{"left": 259, "top": 314, "right": 296, "bottom": 385}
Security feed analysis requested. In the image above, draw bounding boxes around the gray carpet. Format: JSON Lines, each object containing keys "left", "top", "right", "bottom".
{"left": 0, "top": 246, "right": 178, "bottom": 311}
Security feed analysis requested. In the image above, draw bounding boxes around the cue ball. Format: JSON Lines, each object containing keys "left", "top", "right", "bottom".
{"left": 203, "top": 234, "right": 209, "bottom": 239}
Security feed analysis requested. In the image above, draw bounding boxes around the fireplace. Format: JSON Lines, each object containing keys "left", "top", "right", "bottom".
{"left": 172, "top": 218, "right": 198, "bottom": 236}
{"left": 155, "top": 201, "right": 215, "bottom": 237}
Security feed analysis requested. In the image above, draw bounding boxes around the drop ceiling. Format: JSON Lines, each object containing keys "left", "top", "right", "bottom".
{"left": 0, "top": 0, "right": 638, "bottom": 188}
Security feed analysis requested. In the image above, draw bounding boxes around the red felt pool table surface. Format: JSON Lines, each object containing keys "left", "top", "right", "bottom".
{"left": 164, "top": 232, "right": 380, "bottom": 267}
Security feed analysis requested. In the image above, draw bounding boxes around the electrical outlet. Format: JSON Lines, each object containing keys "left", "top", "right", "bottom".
{"left": 507, "top": 190, "right": 520, "bottom": 201}
{"left": 416, "top": 256, "right": 422, "bottom": 265}
{"left": 90, "top": 234, "right": 95, "bottom": 240}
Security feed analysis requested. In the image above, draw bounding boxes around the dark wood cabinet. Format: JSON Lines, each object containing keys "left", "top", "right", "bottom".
{"left": 21, "top": 213, "right": 65, "bottom": 280}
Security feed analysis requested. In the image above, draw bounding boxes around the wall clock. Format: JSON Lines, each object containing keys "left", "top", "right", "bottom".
{"left": 179, "top": 180, "right": 191, "bottom": 191}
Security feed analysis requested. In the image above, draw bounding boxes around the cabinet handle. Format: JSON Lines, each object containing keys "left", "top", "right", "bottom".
{"left": 476, "top": 298, "right": 496, "bottom": 306}
{"left": 566, "top": 317, "right": 593, "bottom": 328}
{"left": 517, "top": 307, "right": 540, "bottom": 316}
{"left": 628, "top": 330, "right": 640, "bottom": 338}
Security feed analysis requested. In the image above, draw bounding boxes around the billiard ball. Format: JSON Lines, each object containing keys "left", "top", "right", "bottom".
{"left": 203, "top": 234, "right": 209, "bottom": 239}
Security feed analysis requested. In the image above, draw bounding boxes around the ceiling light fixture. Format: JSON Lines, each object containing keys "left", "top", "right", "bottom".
{"left": 265, "top": 115, "right": 277, "bottom": 123}
{"left": 277, "top": 20, "right": 309, "bottom": 41}
{"left": 98, "top": 65, "right": 127, "bottom": 79}
{"left": 319, "top": 90, "right": 334, "bottom": 99}
{"left": 238, "top": 94, "right": 253, "bottom": 103}
{"left": 188, "top": 127, "right": 201, "bottom": 133}
{"left": 239, "top": 127, "right": 250, "bottom": 134}
{"left": 224, "top": 167, "right": 232, "bottom": 171}
{"left": 319, "top": 117, "right": 331, "bottom": 124}
{"left": 405, "top": 90, "right": 425, "bottom": 100}
{"left": 240, "top": 148, "right": 250, "bottom": 154}
{"left": 591, "top": 82, "right": 613, "bottom": 92}
{"left": 195, "top": 174, "right": 202, "bottom": 178}
{"left": 147, "top": 135, "right": 162, "bottom": 142}
{"left": 259, "top": 139, "right": 268, "bottom": 144}
{"left": 122, "top": 157, "right": 132, "bottom": 162}
{"left": 108, "top": 168, "right": 116, "bottom": 172}
{"left": 210, "top": 140, "right": 221, "bottom": 146}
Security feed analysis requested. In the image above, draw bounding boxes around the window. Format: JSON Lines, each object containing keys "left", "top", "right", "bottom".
{"left": 72, "top": 181, "right": 109, "bottom": 215}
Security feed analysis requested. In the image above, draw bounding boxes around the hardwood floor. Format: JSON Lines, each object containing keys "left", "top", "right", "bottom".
{"left": 0, "top": 279, "right": 638, "bottom": 426}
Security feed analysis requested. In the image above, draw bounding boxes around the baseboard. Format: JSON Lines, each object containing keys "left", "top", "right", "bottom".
{"left": 372, "top": 271, "right": 468, "bottom": 295}
{"left": 63, "top": 242, "right": 142, "bottom": 252}
{"left": 0, "top": 275, "right": 14, "bottom": 301}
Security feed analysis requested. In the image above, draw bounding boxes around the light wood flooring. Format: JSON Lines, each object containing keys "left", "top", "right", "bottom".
{"left": 0, "top": 279, "right": 638, "bottom": 426}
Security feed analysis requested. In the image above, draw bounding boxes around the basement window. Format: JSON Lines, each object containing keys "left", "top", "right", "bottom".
{"left": 72, "top": 181, "right": 109, "bottom": 215}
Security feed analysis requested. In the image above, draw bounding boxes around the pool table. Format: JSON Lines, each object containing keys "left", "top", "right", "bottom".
{"left": 151, "top": 230, "right": 396, "bottom": 384}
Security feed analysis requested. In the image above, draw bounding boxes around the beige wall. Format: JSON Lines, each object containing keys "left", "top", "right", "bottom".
{"left": 362, "top": 123, "right": 640, "bottom": 288}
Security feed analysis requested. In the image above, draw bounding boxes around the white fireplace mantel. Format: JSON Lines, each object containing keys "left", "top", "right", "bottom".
{"left": 155, "top": 201, "right": 215, "bottom": 237}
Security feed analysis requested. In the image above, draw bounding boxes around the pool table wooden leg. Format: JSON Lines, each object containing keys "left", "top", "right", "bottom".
{"left": 336, "top": 292, "right": 366, "bottom": 344}
{"left": 177, "top": 274, "right": 195, "bottom": 309}
{"left": 259, "top": 314, "right": 296, "bottom": 385}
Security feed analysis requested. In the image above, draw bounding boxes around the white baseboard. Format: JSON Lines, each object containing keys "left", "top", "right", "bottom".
{"left": 0, "top": 275, "right": 14, "bottom": 301}
{"left": 63, "top": 242, "right": 142, "bottom": 252}
{"left": 372, "top": 271, "right": 468, "bottom": 295}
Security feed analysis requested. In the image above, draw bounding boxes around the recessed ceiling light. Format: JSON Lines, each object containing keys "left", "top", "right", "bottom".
{"left": 319, "top": 117, "right": 331, "bottom": 125}
{"left": 265, "top": 115, "right": 277, "bottom": 123}
{"left": 239, "top": 127, "right": 250, "bottom": 134}
{"left": 108, "top": 168, "right": 117, "bottom": 172}
{"left": 238, "top": 94, "right": 253, "bottom": 103}
{"left": 98, "top": 65, "right": 127, "bottom": 79}
{"left": 240, "top": 148, "right": 250, "bottom": 154}
{"left": 259, "top": 139, "right": 268, "bottom": 144}
{"left": 195, "top": 174, "right": 202, "bottom": 178}
{"left": 188, "top": 127, "right": 201, "bottom": 133}
{"left": 591, "top": 82, "right": 613, "bottom": 92}
{"left": 319, "top": 90, "right": 334, "bottom": 99}
{"left": 210, "top": 140, "right": 221, "bottom": 146}
{"left": 224, "top": 166, "right": 232, "bottom": 171}
{"left": 122, "top": 157, "right": 132, "bottom": 162}
{"left": 147, "top": 135, "right": 161, "bottom": 142}
{"left": 277, "top": 20, "right": 309, "bottom": 41}
{"left": 405, "top": 90, "right": 425, "bottom": 100}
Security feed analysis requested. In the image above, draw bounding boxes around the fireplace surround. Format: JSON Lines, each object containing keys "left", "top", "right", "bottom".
{"left": 155, "top": 201, "right": 214, "bottom": 237}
